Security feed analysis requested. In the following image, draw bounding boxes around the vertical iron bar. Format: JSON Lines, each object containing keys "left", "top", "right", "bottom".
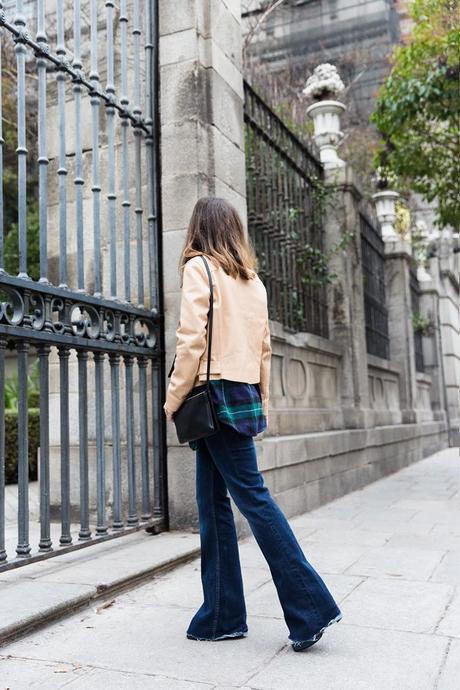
{"left": 14, "top": 1, "right": 29, "bottom": 279}
{"left": 133, "top": 0, "right": 144, "bottom": 308}
{"left": 94, "top": 352, "right": 107, "bottom": 535}
{"left": 58, "top": 345, "right": 72, "bottom": 545}
{"left": 145, "top": 0, "right": 158, "bottom": 311}
{"left": 138, "top": 356, "right": 150, "bottom": 519}
{"left": 105, "top": 0, "right": 117, "bottom": 301}
{"left": 0, "top": 5, "right": 4, "bottom": 274}
{"left": 0, "top": 339, "right": 6, "bottom": 562}
{"left": 73, "top": 0, "right": 85, "bottom": 292}
{"left": 120, "top": 0, "right": 131, "bottom": 303}
{"left": 109, "top": 353, "right": 123, "bottom": 529}
{"left": 152, "top": 359, "right": 165, "bottom": 518}
{"left": 287, "top": 165, "right": 295, "bottom": 329}
{"left": 124, "top": 354, "right": 138, "bottom": 525}
{"left": 56, "top": 0, "right": 68, "bottom": 288}
{"left": 77, "top": 350, "right": 91, "bottom": 540}
{"left": 38, "top": 344, "right": 52, "bottom": 551}
{"left": 36, "top": 0, "right": 49, "bottom": 284}
{"left": 281, "top": 157, "right": 290, "bottom": 328}
{"left": 16, "top": 341, "right": 30, "bottom": 556}
{"left": 90, "top": 0, "right": 102, "bottom": 298}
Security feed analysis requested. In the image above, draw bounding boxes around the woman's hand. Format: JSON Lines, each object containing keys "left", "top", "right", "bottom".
{"left": 164, "top": 406, "right": 174, "bottom": 422}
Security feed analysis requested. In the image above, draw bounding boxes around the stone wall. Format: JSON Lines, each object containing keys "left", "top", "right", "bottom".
{"left": 159, "top": 1, "right": 457, "bottom": 532}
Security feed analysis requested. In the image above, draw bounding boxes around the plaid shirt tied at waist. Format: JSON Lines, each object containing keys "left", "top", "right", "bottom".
{"left": 187, "top": 379, "right": 267, "bottom": 451}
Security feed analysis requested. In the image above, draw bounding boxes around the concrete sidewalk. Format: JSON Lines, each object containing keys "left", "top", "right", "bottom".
{"left": 1, "top": 447, "right": 459, "bottom": 690}
{"left": 0, "top": 529, "right": 201, "bottom": 645}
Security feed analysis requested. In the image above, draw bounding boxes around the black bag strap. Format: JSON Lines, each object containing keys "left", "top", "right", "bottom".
{"left": 167, "top": 255, "right": 214, "bottom": 388}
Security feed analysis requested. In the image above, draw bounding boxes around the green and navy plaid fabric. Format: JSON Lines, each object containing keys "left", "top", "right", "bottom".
{"left": 188, "top": 379, "right": 267, "bottom": 450}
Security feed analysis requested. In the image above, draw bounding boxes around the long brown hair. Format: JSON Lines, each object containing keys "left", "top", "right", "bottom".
{"left": 179, "top": 197, "right": 258, "bottom": 284}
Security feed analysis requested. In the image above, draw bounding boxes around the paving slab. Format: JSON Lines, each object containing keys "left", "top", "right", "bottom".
{"left": 437, "top": 639, "right": 460, "bottom": 690}
{"left": 65, "top": 667, "right": 214, "bottom": 690}
{"left": 303, "top": 526, "right": 392, "bottom": 547}
{"left": 385, "top": 532, "right": 460, "bottom": 552}
{"left": 339, "top": 577, "right": 454, "bottom": 633}
{"left": 436, "top": 589, "right": 460, "bottom": 638}
{"left": 295, "top": 541, "right": 368, "bottom": 574}
{"left": 0, "top": 657, "right": 91, "bottom": 690}
{"left": 247, "top": 624, "right": 449, "bottom": 690}
{"left": 345, "top": 544, "right": 446, "bottom": 580}
{"left": 430, "top": 551, "right": 460, "bottom": 585}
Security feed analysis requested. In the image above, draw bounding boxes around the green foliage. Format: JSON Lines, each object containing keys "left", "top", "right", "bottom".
{"left": 412, "top": 311, "right": 435, "bottom": 335}
{"left": 1, "top": 39, "right": 39, "bottom": 271}
{"left": 4, "top": 359, "right": 40, "bottom": 483}
{"left": 371, "top": 0, "right": 460, "bottom": 229}
{"left": 5, "top": 409, "right": 40, "bottom": 484}
{"left": 297, "top": 181, "right": 355, "bottom": 288}
{"left": 4, "top": 358, "right": 40, "bottom": 410}
{"left": 3, "top": 204, "right": 40, "bottom": 280}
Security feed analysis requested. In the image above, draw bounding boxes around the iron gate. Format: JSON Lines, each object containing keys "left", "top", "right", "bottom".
{"left": 360, "top": 211, "right": 390, "bottom": 360}
{"left": 244, "top": 81, "right": 328, "bottom": 338}
{"left": 0, "top": 0, "right": 167, "bottom": 572}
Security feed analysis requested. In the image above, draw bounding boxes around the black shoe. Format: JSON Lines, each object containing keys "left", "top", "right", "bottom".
{"left": 291, "top": 631, "right": 323, "bottom": 652}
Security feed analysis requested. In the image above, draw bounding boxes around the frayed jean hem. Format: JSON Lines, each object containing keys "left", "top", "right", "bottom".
{"left": 290, "top": 610, "right": 343, "bottom": 644}
{"left": 186, "top": 629, "right": 248, "bottom": 641}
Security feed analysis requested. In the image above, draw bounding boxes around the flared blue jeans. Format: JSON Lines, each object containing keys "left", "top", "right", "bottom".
{"left": 186, "top": 423, "right": 342, "bottom": 643}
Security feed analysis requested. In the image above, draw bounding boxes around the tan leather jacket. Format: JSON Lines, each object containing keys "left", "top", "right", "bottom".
{"left": 164, "top": 254, "right": 272, "bottom": 418}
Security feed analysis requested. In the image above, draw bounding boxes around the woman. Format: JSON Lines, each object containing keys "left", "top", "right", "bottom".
{"left": 163, "top": 197, "right": 342, "bottom": 651}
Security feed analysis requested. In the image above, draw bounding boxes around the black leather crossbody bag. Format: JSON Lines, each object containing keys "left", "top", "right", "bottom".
{"left": 167, "top": 255, "right": 220, "bottom": 444}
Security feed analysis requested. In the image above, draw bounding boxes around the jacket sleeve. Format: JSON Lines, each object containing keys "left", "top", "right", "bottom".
{"left": 259, "top": 315, "right": 272, "bottom": 419}
{"left": 164, "top": 258, "right": 210, "bottom": 414}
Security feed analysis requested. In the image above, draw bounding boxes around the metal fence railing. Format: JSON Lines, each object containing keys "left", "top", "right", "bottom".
{"left": 0, "top": 1, "right": 166, "bottom": 573}
{"left": 360, "top": 212, "right": 390, "bottom": 360}
{"left": 244, "top": 81, "right": 328, "bottom": 338}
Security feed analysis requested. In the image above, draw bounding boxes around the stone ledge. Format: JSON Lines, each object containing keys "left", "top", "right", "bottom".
{"left": 0, "top": 531, "right": 200, "bottom": 647}
{"left": 367, "top": 353, "right": 403, "bottom": 376}
{"left": 270, "top": 320, "right": 343, "bottom": 358}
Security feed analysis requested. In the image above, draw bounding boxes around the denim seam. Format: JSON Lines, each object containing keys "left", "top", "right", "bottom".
{"left": 264, "top": 507, "right": 324, "bottom": 627}
{"left": 210, "top": 468, "right": 221, "bottom": 639}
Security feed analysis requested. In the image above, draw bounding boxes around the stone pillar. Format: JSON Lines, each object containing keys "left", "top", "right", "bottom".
{"left": 418, "top": 274, "right": 447, "bottom": 423}
{"left": 383, "top": 238, "right": 418, "bottom": 423}
{"left": 323, "top": 165, "right": 371, "bottom": 428}
{"left": 160, "top": 0, "right": 247, "bottom": 528}
{"left": 410, "top": 220, "right": 441, "bottom": 421}
{"left": 434, "top": 234, "right": 460, "bottom": 444}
